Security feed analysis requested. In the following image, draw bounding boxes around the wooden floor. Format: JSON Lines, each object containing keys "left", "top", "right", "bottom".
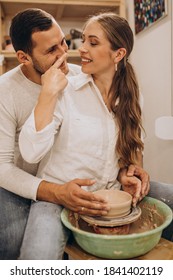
{"left": 64, "top": 238, "right": 173, "bottom": 260}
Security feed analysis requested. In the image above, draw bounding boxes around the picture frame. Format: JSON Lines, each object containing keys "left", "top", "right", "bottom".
{"left": 134, "top": 0, "right": 168, "bottom": 34}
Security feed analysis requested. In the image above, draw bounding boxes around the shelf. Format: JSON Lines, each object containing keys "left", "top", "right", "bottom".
{"left": 1, "top": 50, "right": 16, "bottom": 58}
{"left": 0, "top": 50, "right": 80, "bottom": 73}
{"left": 0, "top": 0, "right": 125, "bottom": 21}
{"left": 0, "top": 0, "right": 126, "bottom": 74}
{"left": 1, "top": 49, "right": 80, "bottom": 58}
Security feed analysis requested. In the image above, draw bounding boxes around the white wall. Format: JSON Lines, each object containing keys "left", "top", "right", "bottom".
{"left": 125, "top": 0, "right": 173, "bottom": 183}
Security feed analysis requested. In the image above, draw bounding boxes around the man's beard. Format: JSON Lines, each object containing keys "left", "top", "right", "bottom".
{"left": 31, "top": 56, "right": 46, "bottom": 75}
{"left": 31, "top": 55, "right": 69, "bottom": 75}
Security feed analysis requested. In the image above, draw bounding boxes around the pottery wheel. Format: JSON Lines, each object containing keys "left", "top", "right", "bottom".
{"left": 80, "top": 206, "right": 141, "bottom": 227}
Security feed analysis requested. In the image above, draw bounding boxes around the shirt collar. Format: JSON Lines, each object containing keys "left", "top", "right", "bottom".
{"left": 68, "top": 73, "right": 94, "bottom": 90}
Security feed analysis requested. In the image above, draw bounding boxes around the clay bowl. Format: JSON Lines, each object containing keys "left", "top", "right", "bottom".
{"left": 93, "top": 189, "right": 132, "bottom": 219}
{"left": 61, "top": 197, "right": 173, "bottom": 259}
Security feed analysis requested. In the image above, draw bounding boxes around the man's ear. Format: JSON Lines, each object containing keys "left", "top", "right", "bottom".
{"left": 16, "top": 50, "right": 32, "bottom": 65}
{"left": 113, "top": 48, "right": 127, "bottom": 64}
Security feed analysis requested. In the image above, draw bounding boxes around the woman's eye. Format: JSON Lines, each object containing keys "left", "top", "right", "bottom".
{"left": 90, "top": 42, "right": 97, "bottom": 46}
{"left": 81, "top": 39, "right": 98, "bottom": 46}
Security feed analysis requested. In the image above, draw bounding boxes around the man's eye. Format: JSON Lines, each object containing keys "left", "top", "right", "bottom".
{"left": 49, "top": 47, "right": 56, "bottom": 53}
{"left": 62, "top": 38, "right": 67, "bottom": 45}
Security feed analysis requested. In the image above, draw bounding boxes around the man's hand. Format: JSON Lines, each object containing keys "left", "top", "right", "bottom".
{"left": 117, "top": 165, "right": 150, "bottom": 207}
{"left": 37, "top": 178, "right": 110, "bottom": 216}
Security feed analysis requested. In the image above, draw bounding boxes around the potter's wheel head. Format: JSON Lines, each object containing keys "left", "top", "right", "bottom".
{"left": 80, "top": 206, "right": 141, "bottom": 227}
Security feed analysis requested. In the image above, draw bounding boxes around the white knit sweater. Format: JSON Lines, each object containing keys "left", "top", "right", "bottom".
{"left": 0, "top": 63, "right": 81, "bottom": 200}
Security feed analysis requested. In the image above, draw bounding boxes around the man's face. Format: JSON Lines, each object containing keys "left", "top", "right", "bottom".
{"left": 30, "top": 22, "right": 69, "bottom": 75}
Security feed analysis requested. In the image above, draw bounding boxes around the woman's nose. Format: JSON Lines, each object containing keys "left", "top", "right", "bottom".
{"left": 78, "top": 45, "right": 88, "bottom": 54}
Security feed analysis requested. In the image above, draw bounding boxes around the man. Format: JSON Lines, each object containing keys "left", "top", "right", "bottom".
{"left": 0, "top": 8, "right": 110, "bottom": 260}
{"left": 0, "top": 8, "right": 84, "bottom": 260}
{"left": 0, "top": 8, "right": 151, "bottom": 260}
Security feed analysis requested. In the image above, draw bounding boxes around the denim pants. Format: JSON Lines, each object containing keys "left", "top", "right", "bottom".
{"left": 0, "top": 187, "right": 69, "bottom": 260}
{"left": 148, "top": 181, "right": 173, "bottom": 241}
{"left": 0, "top": 187, "right": 31, "bottom": 259}
{"left": 0, "top": 181, "right": 173, "bottom": 259}
{"left": 19, "top": 200, "right": 70, "bottom": 260}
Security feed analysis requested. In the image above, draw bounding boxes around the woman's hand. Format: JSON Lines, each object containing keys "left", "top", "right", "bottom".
{"left": 41, "top": 53, "right": 68, "bottom": 98}
{"left": 117, "top": 165, "right": 150, "bottom": 206}
{"left": 34, "top": 54, "right": 68, "bottom": 131}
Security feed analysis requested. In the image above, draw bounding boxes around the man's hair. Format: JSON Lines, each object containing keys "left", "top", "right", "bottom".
{"left": 10, "top": 8, "right": 54, "bottom": 54}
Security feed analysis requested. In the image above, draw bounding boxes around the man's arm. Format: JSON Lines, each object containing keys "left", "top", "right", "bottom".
{"left": 0, "top": 91, "right": 42, "bottom": 200}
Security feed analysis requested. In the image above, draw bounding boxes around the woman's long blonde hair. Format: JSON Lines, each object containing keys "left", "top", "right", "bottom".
{"left": 86, "top": 13, "right": 144, "bottom": 167}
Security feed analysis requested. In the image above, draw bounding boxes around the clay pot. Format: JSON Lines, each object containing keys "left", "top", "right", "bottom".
{"left": 94, "top": 189, "right": 132, "bottom": 218}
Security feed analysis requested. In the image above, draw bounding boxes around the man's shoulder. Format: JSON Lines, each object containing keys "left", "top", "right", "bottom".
{"left": 67, "top": 63, "right": 81, "bottom": 76}
{"left": 0, "top": 65, "right": 21, "bottom": 85}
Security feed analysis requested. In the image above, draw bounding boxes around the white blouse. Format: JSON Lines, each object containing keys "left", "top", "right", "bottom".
{"left": 19, "top": 73, "right": 121, "bottom": 192}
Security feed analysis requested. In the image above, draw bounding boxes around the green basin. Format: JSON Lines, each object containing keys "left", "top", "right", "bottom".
{"left": 61, "top": 197, "right": 173, "bottom": 259}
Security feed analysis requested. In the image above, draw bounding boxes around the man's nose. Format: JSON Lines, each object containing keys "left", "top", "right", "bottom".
{"left": 57, "top": 42, "right": 68, "bottom": 56}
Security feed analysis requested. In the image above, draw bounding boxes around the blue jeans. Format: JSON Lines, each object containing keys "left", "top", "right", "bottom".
{"left": 0, "top": 187, "right": 31, "bottom": 259}
{"left": 0, "top": 187, "right": 69, "bottom": 260}
{"left": 19, "top": 201, "right": 70, "bottom": 260}
{"left": 148, "top": 181, "right": 173, "bottom": 241}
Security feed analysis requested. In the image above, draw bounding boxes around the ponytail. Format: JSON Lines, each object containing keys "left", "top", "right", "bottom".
{"left": 110, "top": 61, "right": 144, "bottom": 167}
{"left": 86, "top": 12, "right": 144, "bottom": 167}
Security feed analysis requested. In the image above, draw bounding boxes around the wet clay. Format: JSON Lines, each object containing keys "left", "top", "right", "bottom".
{"left": 93, "top": 224, "right": 130, "bottom": 235}
{"left": 69, "top": 201, "right": 164, "bottom": 235}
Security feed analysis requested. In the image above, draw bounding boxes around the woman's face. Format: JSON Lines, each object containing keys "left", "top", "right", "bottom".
{"left": 78, "top": 21, "right": 116, "bottom": 76}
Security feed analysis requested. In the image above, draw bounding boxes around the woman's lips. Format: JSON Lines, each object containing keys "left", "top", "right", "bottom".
{"left": 81, "top": 57, "right": 93, "bottom": 64}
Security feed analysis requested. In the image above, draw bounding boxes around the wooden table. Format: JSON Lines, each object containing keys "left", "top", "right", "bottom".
{"left": 64, "top": 238, "right": 173, "bottom": 260}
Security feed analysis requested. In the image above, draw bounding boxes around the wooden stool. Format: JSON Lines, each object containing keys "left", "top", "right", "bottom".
{"left": 64, "top": 237, "right": 173, "bottom": 260}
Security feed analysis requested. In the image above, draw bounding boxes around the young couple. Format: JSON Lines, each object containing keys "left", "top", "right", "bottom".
{"left": 0, "top": 8, "right": 172, "bottom": 260}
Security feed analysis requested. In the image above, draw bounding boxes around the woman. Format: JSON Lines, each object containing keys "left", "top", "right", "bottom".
{"left": 19, "top": 12, "right": 149, "bottom": 206}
